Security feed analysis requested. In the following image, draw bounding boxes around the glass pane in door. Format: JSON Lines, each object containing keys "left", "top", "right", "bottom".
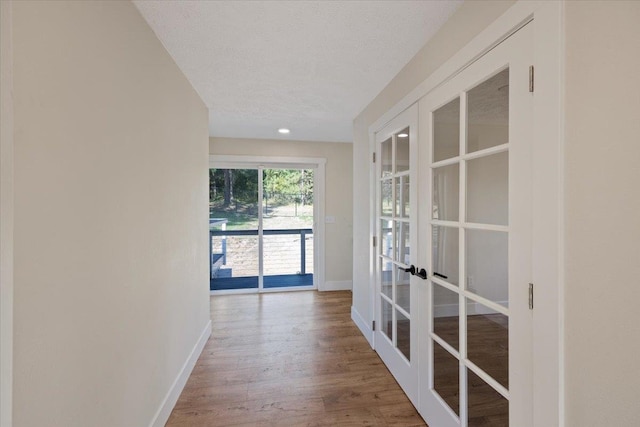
{"left": 381, "top": 179, "right": 393, "bottom": 217}
{"left": 432, "top": 163, "right": 459, "bottom": 221}
{"left": 382, "top": 298, "right": 393, "bottom": 341}
{"left": 209, "top": 168, "right": 259, "bottom": 290}
{"left": 381, "top": 137, "right": 393, "bottom": 177}
{"left": 397, "top": 176, "right": 410, "bottom": 217}
{"left": 432, "top": 226, "right": 459, "bottom": 286}
{"left": 381, "top": 219, "right": 393, "bottom": 258}
{"left": 468, "top": 369, "right": 509, "bottom": 427}
{"left": 396, "top": 127, "right": 410, "bottom": 172}
{"left": 467, "top": 151, "right": 509, "bottom": 225}
{"left": 467, "top": 69, "right": 509, "bottom": 153}
{"left": 433, "top": 98, "right": 460, "bottom": 162}
{"left": 433, "top": 341, "right": 460, "bottom": 416}
{"left": 262, "top": 168, "right": 314, "bottom": 289}
{"left": 466, "top": 229, "right": 508, "bottom": 306}
{"left": 397, "top": 309, "right": 411, "bottom": 360}
{"left": 395, "top": 221, "right": 410, "bottom": 264}
{"left": 433, "top": 284, "right": 459, "bottom": 350}
{"left": 467, "top": 301, "right": 509, "bottom": 389}
{"left": 381, "top": 262, "right": 392, "bottom": 299}
{"left": 396, "top": 267, "right": 410, "bottom": 313}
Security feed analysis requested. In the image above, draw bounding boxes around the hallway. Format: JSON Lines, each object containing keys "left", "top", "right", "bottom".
{"left": 166, "top": 291, "right": 426, "bottom": 426}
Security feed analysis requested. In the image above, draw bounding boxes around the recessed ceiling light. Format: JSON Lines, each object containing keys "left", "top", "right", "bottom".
{"left": 398, "top": 133, "right": 408, "bottom": 138}
{"left": 278, "top": 128, "right": 290, "bottom": 134}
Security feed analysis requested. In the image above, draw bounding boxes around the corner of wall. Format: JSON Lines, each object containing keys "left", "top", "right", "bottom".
{"left": 150, "top": 321, "right": 211, "bottom": 427}
{"left": 321, "top": 280, "right": 352, "bottom": 292}
{"left": 351, "top": 305, "right": 373, "bottom": 348}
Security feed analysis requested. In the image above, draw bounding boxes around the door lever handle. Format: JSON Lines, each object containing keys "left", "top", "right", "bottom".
{"left": 416, "top": 268, "right": 428, "bottom": 280}
{"left": 401, "top": 265, "right": 416, "bottom": 275}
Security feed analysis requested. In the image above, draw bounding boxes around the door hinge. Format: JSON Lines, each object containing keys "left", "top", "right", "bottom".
{"left": 529, "top": 65, "right": 534, "bottom": 93}
{"left": 372, "top": 236, "right": 377, "bottom": 247}
{"left": 528, "top": 283, "right": 534, "bottom": 310}
{"left": 372, "top": 320, "right": 376, "bottom": 331}
{"left": 373, "top": 152, "right": 376, "bottom": 163}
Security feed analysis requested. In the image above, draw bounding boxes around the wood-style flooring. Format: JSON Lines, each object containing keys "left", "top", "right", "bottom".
{"left": 166, "top": 291, "right": 426, "bottom": 426}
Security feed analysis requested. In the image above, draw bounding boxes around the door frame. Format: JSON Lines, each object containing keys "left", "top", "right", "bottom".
{"left": 367, "top": 2, "right": 564, "bottom": 425}
{"left": 209, "top": 154, "right": 327, "bottom": 293}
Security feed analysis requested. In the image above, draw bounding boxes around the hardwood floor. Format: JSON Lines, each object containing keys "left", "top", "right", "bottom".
{"left": 166, "top": 291, "right": 426, "bottom": 426}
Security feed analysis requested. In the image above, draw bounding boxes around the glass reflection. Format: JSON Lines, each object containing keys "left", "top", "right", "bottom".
{"left": 466, "top": 229, "right": 508, "bottom": 307}
{"left": 468, "top": 368, "right": 508, "bottom": 427}
{"left": 432, "top": 163, "right": 459, "bottom": 221}
{"left": 381, "top": 137, "right": 392, "bottom": 177}
{"left": 434, "top": 341, "right": 459, "bottom": 416}
{"left": 396, "top": 127, "right": 410, "bottom": 173}
{"left": 433, "top": 284, "right": 459, "bottom": 351}
{"left": 467, "top": 151, "right": 508, "bottom": 225}
{"left": 382, "top": 298, "right": 393, "bottom": 341}
{"left": 466, "top": 301, "right": 509, "bottom": 389}
{"left": 467, "top": 69, "right": 509, "bottom": 153}
{"left": 432, "top": 226, "right": 459, "bottom": 286}
{"left": 397, "top": 309, "right": 410, "bottom": 361}
{"left": 433, "top": 98, "right": 460, "bottom": 162}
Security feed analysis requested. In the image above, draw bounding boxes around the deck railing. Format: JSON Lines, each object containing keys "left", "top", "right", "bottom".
{"left": 209, "top": 228, "right": 313, "bottom": 278}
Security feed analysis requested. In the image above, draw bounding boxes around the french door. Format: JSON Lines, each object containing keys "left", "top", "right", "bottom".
{"left": 418, "top": 22, "right": 533, "bottom": 427}
{"left": 374, "top": 104, "right": 420, "bottom": 406}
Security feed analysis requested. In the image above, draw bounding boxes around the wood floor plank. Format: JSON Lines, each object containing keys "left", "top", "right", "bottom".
{"left": 166, "top": 290, "right": 426, "bottom": 426}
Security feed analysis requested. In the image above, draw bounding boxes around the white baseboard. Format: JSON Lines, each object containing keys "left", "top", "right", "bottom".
{"left": 149, "top": 319, "right": 212, "bottom": 427}
{"left": 351, "top": 306, "right": 373, "bottom": 348}
{"left": 321, "top": 280, "right": 352, "bottom": 291}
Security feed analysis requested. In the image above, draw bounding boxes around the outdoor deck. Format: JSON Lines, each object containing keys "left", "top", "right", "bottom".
{"left": 210, "top": 274, "right": 314, "bottom": 290}
{"left": 210, "top": 227, "right": 314, "bottom": 291}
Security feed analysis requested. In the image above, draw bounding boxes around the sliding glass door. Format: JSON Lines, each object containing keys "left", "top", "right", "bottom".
{"left": 209, "top": 168, "right": 260, "bottom": 290}
{"left": 209, "top": 166, "right": 315, "bottom": 292}
{"left": 262, "top": 168, "right": 314, "bottom": 288}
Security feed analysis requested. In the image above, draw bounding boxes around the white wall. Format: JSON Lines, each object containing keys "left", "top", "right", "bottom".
{"left": 564, "top": 1, "right": 640, "bottom": 425}
{"left": 352, "top": 0, "right": 515, "bottom": 333}
{"left": 210, "top": 137, "right": 353, "bottom": 285}
{"left": 0, "top": 1, "right": 14, "bottom": 426}
{"left": 12, "top": 1, "right": 210, "bottom": 426}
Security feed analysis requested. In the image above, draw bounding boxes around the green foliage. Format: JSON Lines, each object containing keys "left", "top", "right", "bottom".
{"left": 210, "top": 169, "right": 259, "bottom": 204}
{"left": 263, "top": 169, "right": 313, "bottom": 205}
{"left": 210, "top": 168, "right": 314, "bottom": 230}
{"left": 210, "top": 168, "right": 313, "bottom": 206}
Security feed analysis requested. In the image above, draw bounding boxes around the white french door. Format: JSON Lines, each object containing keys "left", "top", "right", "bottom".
{"left": 374, "top": 104, "right": 420, "bottom": 406}
{"left": 417, "top": 22, "right": 533, "bottom": 427}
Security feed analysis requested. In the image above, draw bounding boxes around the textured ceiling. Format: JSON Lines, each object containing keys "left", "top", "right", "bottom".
{"left": 134, "top": 0, "right": 463, "bottom": 143}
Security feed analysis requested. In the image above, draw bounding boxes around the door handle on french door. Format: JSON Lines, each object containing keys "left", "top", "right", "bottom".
{"left": 401, "top": 265, "right": 416, "bottom": 275}
{"left": 416, "top": 268, "right": 428, "bottom": 280}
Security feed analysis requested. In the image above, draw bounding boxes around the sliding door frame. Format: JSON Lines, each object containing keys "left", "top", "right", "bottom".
{"left": 209, "top": 155, "right": 327, "bottom": 293}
